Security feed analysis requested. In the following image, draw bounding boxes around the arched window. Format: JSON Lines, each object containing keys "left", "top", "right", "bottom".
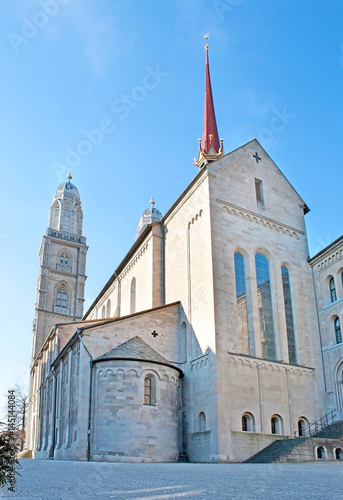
{"left": 56, "top": 286, "right": 68, "bottom": 308}
{"left": 106, "top": 299, "right": 111, "bottom": 318}
{"left": 255, "top": 253, "right": 276, "bottom": 360}
{"left": 101, "top": 305, "right": 105, "bottom": 319}
{"left": 271, "top": 415, "right": 283, "bottom": 435}
{"left": 281, "top": 266, "right": 296, "bottom": 364}
{"left": 130, "top": 277, "right": 136, "bottom": 314}
{"left": 335, "top": 448, "right": 343, "bottom": 460}
{"left": 144, "top": 375, "right": 156, "bottom": 405}
{"left": 49, "top": 200, "right": 60, "bottom": 230}
{"left": 198, "top": 412, "right": 206, "bottom": 432}
{"left": 242, "top": 412, "right": 255, "bottom": 432}
{"left": 335, "top": 362, "right": 343, "bottom": 412}
{"left": 334, "top": 317, "right": 342, "bottom": 344}
{"left": 297, "top": 417, "right": 309, "bottom": 437}
{"left": 329, "top": 277, "right": 337, "bottom": 303}
{"left": 317, "top": 446, "right": 326, "bottom": 459}
{"left": 60, "top": 252, "right": 69, "bottom": 266}
{"left": 234, "top": 252, "right": 249, "bottom": 355}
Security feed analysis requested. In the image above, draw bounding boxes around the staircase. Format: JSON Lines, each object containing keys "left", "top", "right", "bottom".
{"left": 244, "top": 437, "right": 307, "bottom": 463}
{"left": 311, "top": 420, "right": 343, "bottom": 439}
{"left": 245, "top": 411, "right": 343, "bottom": 463}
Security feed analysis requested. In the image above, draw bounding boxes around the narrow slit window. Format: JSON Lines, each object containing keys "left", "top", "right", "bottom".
{"left": 144, "top": 375, "right": 156, "bottom": 405}
{"left": 255, "top": 179, "right": 263, "bottom": 204}
{"left": 255, "top": 253, "right": 276, "bottom": 360}
{"left": 329, "top": 277, "right": 337, "bottom": 303}
{"left": 144, "top": 377, "right": 151, "bottom": 405}
{"left": 234, "top": 252, "right": 250, "bottom": 355}
{"left": 334, "top": 317, "right": 342, "bottom": 344}
{"left": 281, "top": 266, "right": 297, "bottom": 364}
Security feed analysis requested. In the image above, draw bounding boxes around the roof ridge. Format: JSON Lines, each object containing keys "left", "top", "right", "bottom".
{"left": 95, "top": 335, "right": 170, "bottom": 365}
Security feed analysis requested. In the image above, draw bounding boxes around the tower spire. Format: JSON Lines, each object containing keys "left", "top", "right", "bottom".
{"left": 194, "top": 35, "right": 224, "bottom": 169}
{"left": 203, "top": 40, "right": 220, "bottom": 153}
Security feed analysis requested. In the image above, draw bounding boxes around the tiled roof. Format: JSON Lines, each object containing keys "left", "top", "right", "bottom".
{"left": 96, "top": 336, "right": 173, "bottom": 366}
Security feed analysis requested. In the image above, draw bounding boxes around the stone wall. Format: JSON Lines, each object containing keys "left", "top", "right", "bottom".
{"left": 81, "top": 302, "right": 180, "bottom": 363}
{"left": 207, "top": 140, "right": 326, "bottom": 461}
{"left": 188, "top": 431, "right": 211, "bottom": 462}
{"left": 86, "top": 224, "right": 163, "bottom": 321}
{"left": 278, "top": 437, "right": 343, "bottom": 462}
{"left": 231, "top": 432, "right": 288, "bottom": 462}
{"left": 91, "top": 359, "right": 180, "bottom": 462}
{"left": 310, "top": 237, "right": 343, "bottom": 417}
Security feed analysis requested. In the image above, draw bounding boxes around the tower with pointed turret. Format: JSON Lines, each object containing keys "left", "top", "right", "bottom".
{"left": 31, "top": 173, "right": 88, "bottom": 359}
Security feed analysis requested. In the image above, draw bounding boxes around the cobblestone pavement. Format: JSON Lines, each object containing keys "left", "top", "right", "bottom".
{"left": 0, "top": 460, "right": 342, "bottom": 500}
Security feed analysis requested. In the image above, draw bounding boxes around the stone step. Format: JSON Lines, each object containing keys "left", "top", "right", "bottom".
{"left": 311, "top": 421, "right": 343, "bottom": 439}
{"left": 245, "top": 420, "right": 343, "bottom": 463}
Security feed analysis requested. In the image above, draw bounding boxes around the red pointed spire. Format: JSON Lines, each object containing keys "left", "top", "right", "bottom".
{"left": 194, "top": 38, "right": 224, "bottom": 169}
{"left": 202, "top": 45, "right": 220, "bottom": 154}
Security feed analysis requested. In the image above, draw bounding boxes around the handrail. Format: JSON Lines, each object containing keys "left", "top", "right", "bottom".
{"left": 271, "top": 409, "right": 337, "bottom": 461}
{"left": 287, "top": 409, "right": 337, "bottom": 439}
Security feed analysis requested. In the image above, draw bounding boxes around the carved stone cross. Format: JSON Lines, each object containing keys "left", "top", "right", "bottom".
{"left": 253, "top": 152, "right": 261, "bottom": 163}
{"left": 151, "top": 330, "right": 158, "bottom": 338}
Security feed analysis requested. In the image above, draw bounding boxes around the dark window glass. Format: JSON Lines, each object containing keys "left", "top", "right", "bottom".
{"left": 57, "top": 287, "right": 67, "bottom": 308}
{"left": 144, "top": 375, "right": 156, "bottom": 405}
{"left": 60, "top": 253, "right": 69, "bottom": 266}
{"left": 234, "top": 253, "right": 249, "bottom": 355}
{"left": 330, "top": 277, "right": 337, "bottom": 303}
{"left": 298, "top": 419, "right": 307, "bottom": 437}
{"left": 199, "top": 412, "right": 206, "bottom": 432}
{"left": 144, "top": 377, "right": 151, "bottom": 405}
{"left": 335, "top": 317, "right": 342, "bottom": 344}
{"left": 281, "top": 267, "right": 297, "bottom": 364}
{"left": 255, "top": 253, "right": 276, "bottom": 360}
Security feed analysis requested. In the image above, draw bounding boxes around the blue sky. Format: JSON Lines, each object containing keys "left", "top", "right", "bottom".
{"left": 0, "top": 0, "right": 342, "bottom": 410}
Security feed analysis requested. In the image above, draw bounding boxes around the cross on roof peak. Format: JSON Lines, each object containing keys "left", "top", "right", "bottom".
{"left": 253, "top": 152, "right": 261, "bottom": 163}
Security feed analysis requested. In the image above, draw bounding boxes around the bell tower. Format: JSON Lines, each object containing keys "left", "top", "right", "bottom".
{"left": 31, "top": 173, "right": 88, "bottom": 359}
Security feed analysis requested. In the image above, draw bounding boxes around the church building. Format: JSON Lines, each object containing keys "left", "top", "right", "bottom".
{"left": 26, "top": 43, "right": 342, "bottom": 463}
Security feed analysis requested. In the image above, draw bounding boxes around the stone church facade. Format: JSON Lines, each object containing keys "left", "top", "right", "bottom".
{"left": 26, "top": 46, "right": 342, "bottom": 463}
{"left": 310, "top": 236, "right": 343, "bottom": 422}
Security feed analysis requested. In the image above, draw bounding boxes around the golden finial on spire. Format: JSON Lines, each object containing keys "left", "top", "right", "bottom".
{"left": 203, "top": 33, "right": 209, "bottom": 50}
